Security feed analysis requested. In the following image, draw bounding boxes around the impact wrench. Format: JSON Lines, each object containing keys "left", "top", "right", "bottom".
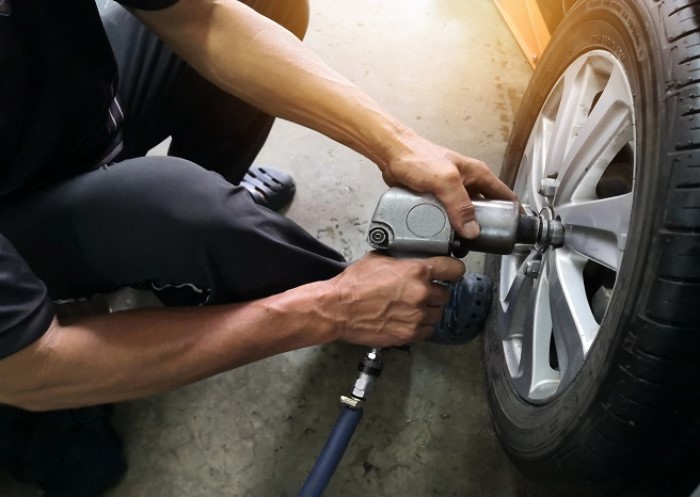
{"left": 297, "top": 187, "right": 565, "bottom": 497}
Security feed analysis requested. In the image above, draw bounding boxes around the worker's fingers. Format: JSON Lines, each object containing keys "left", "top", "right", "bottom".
{"left": 432, "top": 173, "right": 480, "bottom": 240}
{"left": 426, "top": 283, "right": 450, "bottom": 307}
{"left": 416, "top": 324, "right": 436, "bottom": 342}
{"left": 425, "top": 256, "right": 465, "bottom": 283}
{"left": 422, "top": 306, "right": 444, "bottom": 324}
{"left": 436, "top": 156, "right": 517, "bottom": 240}
{"left": 447, "top": 156, "right": 517, "bottom": 238}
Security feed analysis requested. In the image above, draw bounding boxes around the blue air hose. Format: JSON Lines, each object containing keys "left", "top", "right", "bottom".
{"left": 297, "top": 405, "right": 364, "bottom": 497}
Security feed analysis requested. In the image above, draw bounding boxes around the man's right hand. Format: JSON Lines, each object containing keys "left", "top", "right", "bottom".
{"left": 326, "top": 252, "right": 465, "bottom": 348}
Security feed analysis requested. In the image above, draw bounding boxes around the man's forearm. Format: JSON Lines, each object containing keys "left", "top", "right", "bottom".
{"left": 0, "top": 280, "right": 337, "bottom": 411}
{"left": 0, "top": 253, "right": 463, "bottom": 411}
{"left": 133, "top": 0, "right": 516, "bottom": 239}
{"left": 132, "top": 0, "right": 409, "bottom": 170}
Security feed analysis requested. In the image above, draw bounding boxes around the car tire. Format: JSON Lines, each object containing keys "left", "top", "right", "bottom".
{"left": 483, "top": 1, "right": 700, "bottom": 496}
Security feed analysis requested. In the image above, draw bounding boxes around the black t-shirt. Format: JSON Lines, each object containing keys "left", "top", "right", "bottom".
{"left": 0, "top": 234, "right": 54, "bottom": 360}
{"left": 0, "top": 0, "right": 178, "bottom": 197}
{"left": 0, "top": 0, "right": 178, "bottom": 359}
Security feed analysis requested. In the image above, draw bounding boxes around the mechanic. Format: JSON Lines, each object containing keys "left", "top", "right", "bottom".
{"left": 0, "top": 0, "right": 515, "bottom": 494}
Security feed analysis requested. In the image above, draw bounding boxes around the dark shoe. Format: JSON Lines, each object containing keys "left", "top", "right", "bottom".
{"left": 430, "top": 273, "right": 492, "bottom": 345}
{"left": 240, "top": 165, "right": 296, "bottom": 211}
{"left": 2, "top": 404, "right": 127, "bottom": 497}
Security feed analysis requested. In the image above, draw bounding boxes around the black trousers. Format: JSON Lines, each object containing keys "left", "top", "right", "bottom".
{"left": 0, "top": 1, "right": 345, "bottom": 306}
{"left": 0, "top": 2, "right": 344, "bottom": 495}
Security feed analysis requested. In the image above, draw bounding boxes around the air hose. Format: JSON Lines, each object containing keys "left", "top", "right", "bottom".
{"left": 297, "top": 348, "right": 382, "bottom": 497}
{"left": 297, "top": 406, "right": 363, "bottom": 497}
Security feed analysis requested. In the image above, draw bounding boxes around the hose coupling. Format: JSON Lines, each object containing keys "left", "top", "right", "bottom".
{"left": 340, "top": 348, "right": 383, "bottom": 409}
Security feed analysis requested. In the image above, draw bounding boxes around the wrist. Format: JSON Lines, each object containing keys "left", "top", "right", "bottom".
{"left": 313, "top": 278, "right": 347, "bottom": 343}
{"left": 371, "top": 122, "right": 418, "bottom": 171}
{"left": 264, "top": 280, "right": 343, "bottom": 345}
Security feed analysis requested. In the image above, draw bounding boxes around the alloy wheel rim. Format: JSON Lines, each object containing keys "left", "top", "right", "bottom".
{"left": 498, "top": 50, "right": 637, "bottom": 402}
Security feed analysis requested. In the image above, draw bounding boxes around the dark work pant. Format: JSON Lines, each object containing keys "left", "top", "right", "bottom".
{"left": 0, "top": 0, "right": 345, "bottom": 306}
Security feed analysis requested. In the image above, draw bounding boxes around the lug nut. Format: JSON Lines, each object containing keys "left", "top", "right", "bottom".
{"left": 524, "top": 259, "right": 542, "bottom": 278}
{"left": 536, "top": 206, "right": 565, "bottom": 248}
{"left": 538, "top": 178, "right": 558, "bottom": 199}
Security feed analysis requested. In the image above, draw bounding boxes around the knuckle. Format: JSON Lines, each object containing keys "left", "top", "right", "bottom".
{"left": 455, "top": 202, "right": 475, "bottom": 218}
{"left": 474, "top": 159, "right": 489, "bottom": 171}
{"left": 436, "top": 170, "right": 463, "bottom": 190}
{"left": 444, "top": 169, "right": 462, "bottom": 184}
{"left": 465, "top": 161, "right": 489, "bottom": 181}
{"left": 407, "top": 260, "right": 430, "bottom": 278}
{"left": 469, "top": 158, "right": 488, "bottom": 171}
{"left": 409, "top": 286, "right": 430, "bottom": 305}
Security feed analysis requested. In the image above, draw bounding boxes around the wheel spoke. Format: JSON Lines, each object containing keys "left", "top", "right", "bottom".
{"left": 512, "top": 255, "right": 560, "bottom": 400}
{"left": 555, "top": 63, "right": 634, "bottom": 202}
{"left": 514, "top": 120, "right": 546, "bottom": 213}
{"left": 557, "top": 192, "right": 632, "bottom": 271}
{"left": 544, "top": 57, "right": 589, "bottom": 176}
{"left": 548, "top": 249, "right": 598, "bottom": 358}
{"left": 498, "top": 250, "right": 538, "bottom": 340}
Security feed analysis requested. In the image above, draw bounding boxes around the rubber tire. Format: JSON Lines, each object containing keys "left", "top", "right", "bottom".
{"left": 482, "top": 1, "right": 700, "bottom": 496}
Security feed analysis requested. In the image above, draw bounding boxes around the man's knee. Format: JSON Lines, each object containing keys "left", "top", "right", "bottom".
{"left": 126, "top": 158, "right": 267, "bottom": 261}
{"left": 117, "top": 157, "right": 241, "bottom": 230}
{"left": 244, "top": 0, "right": 310, "bottom": 40}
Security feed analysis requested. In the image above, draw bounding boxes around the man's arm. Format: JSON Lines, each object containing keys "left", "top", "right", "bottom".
{"left": 0, "top": 254, "right": 462, "bottom": 411}
{"left": 130, "top": 0, "right": 515, "bottom": 239}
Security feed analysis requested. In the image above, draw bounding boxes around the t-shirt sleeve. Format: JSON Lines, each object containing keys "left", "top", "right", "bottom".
{"left": 115, "top": 0, "right": 180, "bottom": 10}
{"left": 0, "top": 234, "right": 54, "bottom": 360}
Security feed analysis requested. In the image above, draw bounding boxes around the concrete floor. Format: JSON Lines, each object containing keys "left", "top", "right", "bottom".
{"left": 0, "top": 0, "right": 566, "bottom": 495}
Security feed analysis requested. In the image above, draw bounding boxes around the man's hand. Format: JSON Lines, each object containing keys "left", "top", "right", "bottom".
{"left": 379, "top": 128, "right": 516, "bottom": 240}
{"left": 326, "top": 252, "right": 465, "bottom": 347}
